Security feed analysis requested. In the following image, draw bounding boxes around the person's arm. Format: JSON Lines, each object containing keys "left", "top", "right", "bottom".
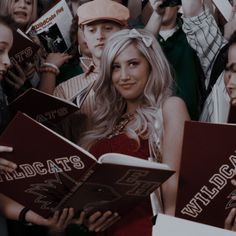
{"left": 0, "top": 193, "right": 74, "bottom": 234}
{"left": 39, "top": 53, "right": 72, "bottom": 95}
{"left": 182, "top": 0, "right": 227, "bottom": 86}
{"left": 161, "top": 96, "right": 190, "bottom": 215}
{"left": 144, "top": 0, "right": 165, "bottom": 35}
{"left": 181, "top": 0, "right": 203, "bottom": 17}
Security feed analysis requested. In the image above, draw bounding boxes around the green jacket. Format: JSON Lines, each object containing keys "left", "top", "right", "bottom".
{"left": 158, "top": 19, "right": 202, "bottom": 120}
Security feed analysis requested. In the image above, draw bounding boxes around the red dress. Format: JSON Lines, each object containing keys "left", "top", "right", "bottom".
{"left": 90, "top": 134, "right": 152, "bottom": 236}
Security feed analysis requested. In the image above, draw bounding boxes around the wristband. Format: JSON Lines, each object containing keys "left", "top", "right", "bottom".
{"left": 18, "top": 207, "right": 30, "bottom": 224}
{"left": 42, "top": 62, "right": 60, "bottom": 74}
{"left": 38, "top": 66, "right": 59, "bottom": 75}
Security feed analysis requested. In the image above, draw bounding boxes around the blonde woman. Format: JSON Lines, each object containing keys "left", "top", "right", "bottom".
{"left": 80, "top": 28, "right": 190, "bottom": 235}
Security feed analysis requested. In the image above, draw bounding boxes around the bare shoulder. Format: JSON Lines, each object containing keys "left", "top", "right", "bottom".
{"left": 163, "top": 96, "right": 190, "bottom": 121}
{"left": 163, "top": 96, "right": 188, "bottom": 112}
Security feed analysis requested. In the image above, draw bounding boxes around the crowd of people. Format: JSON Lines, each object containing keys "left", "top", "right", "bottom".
{"left": 0, "top": 0, "right": 236, "bottom": 235}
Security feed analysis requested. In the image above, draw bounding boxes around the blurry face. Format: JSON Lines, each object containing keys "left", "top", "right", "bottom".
{"left": 0, "top": 24, "right": 13, "bottom": 81}
{"left": 224, "top": 44, "right": 236, "bottom": 99}
{"left": 77, "top": 27, "right": 91, "bottom": 57}
{"left": 161, "top": 6, "right": 179, "bottom": 30}
{"left": 11, "top": 0, "right": 33, "bottom": 28}
{"left": 112, "top": 44, "right": 150, "bottom": 111}
{"left": 83, "top": 21, "right": 121, "bottom": 61}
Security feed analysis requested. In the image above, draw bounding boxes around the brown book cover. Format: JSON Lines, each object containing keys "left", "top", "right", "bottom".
{"left": 0, "top": 112, "right": 174, "bottom": 218}
{"left": 9, "top": 28, "right": 40, "bottom": 67}
{"left": 9, "top": 87, "right": 94, "bottom": 126}
{"left": 175, "top": 121, "right": 236, "bottom": 228}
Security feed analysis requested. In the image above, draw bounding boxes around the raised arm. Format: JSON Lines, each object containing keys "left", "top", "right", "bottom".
{"left": 162, "top": 96, "right": 190, "bottom": 215}
{"left": 182, "top": 0, "right": 227, "bottom": 87}
{"left": 181, "top": 0, "right": 203, "bottom": 17}
{"left": 39, "top": 53, "right": 72, "bottom": 95}
{"left": 144, "top": 0, "right": 165, "bottom": 36}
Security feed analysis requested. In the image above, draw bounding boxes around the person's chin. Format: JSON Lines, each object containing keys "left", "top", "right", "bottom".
{"left": 14, "top": 19, "right": 28, "bottom": 28}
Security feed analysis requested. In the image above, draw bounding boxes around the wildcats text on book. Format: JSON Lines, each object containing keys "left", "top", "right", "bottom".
{"left": 0, "top": 112, "right": 174, "bottom": 218}
{"left": 175, "top": 121, "right": 236, "bottom": 228}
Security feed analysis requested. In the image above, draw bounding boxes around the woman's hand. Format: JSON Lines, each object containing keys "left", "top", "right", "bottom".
{"left": 149, "top": 0, "right": 166, "bottom": 16}
{"left": 224, "top": 171, "right": 236, "bottom": 231}
{"left": 74, "top": 211, "right": 120, "bottom": 232}
{"left": 0, "top": 145, "right": 17, "bottom": 172}
{"left": 26, "top": 208, "right": 74, "bottom": 235}
{"left": 225, "top": 208, "right": 236, "bottom": 231}
{"left": 45, "top": 53, "right": 72, "bottom": 68}
{"left": 5, "top": 62, "right": 28, "bottom": 90}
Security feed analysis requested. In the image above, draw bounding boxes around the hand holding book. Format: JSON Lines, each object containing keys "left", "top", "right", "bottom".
{"left": 0, "top": 145, "right": 16, "bottom": 173}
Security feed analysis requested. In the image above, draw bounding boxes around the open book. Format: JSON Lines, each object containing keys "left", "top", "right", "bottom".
{"left": 154, "top": 214, "right": 235, "bottom": 236}
{"left": 0, "top": 112, "right": 174, "bottom": 218}
{"left": 27, "top": 0, "right": 73, "bottom": 53}
{"left": 9, "top": 86, "right": 93, "bottom": 125}
{"left": 175, "top": 121, "right": 236, "bottom": 228}
{"left": 9, "top": 28, "right": 40, "bottom": 67}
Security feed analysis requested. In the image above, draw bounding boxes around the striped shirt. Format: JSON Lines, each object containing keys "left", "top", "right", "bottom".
{"left": 182, "top": 9, "right": 227, "bottom": 88}
{"left": 53, "top": 68, "right": 98, "bottom": 116}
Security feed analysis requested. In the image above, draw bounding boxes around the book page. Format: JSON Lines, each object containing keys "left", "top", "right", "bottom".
{"left": 11, "top": 88, "right": 77, "bottom": 107}
{"left": 16, "top": 28, "right": 33, "bottom": 41}
{"left": 27, "top": 0, "right": 73, "bottom": 53}
{"left": 70, "top": 81, "right": 95, "bottom": 108}
{"left": 98, "top": 153, "right": 171, "bottom": 170}
{"left": 154, "top": 214, "right": 235, "bottom": 236}
{"left": 212, "top": 0, "right": 232, "bottom": 21}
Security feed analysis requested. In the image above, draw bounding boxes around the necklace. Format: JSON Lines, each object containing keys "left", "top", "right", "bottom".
{"left": 107, "top": 113, "right": 135, "bottom": 138}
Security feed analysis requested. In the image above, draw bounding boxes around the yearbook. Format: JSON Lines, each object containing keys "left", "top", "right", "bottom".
{"left": 0, "top": 112, "right": 174, "bottom": 218}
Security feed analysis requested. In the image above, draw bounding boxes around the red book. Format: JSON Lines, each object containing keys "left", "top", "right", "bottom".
{"left": 0, "top": 112, "right": 174, "bottom": 218}
{"left": 9, "top": 86, "right": 93, "bottom": 126}
{"left": 9, "top": 28, "right": 40, "bottom": 67}
{"left": 175, "top": 121, "right": 236, "bottom": 228}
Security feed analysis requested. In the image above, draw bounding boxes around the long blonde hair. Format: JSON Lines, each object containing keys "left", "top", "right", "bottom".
{"left": 80, "top": 29, "right": 173, "bottom": 160}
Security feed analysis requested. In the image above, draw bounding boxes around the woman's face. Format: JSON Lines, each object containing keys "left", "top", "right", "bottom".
{"left": 0, "top": 24, "right": 13, "bottom": 81}
{"left": 224, "top": 44, "right": 236, "bottom": 98}
{"left": 11, "top": 0, "right": 33, "bottom": 28}
{"left": 112, "top": 43, "right": 150, "bottom": 107}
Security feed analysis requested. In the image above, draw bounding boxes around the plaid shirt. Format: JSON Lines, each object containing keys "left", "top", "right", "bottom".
{"left": 182, "top": 9, "right": 227, "bottom": 89}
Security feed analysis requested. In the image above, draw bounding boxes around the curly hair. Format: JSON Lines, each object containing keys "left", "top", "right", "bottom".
{"left": 80, "top": 29, "right": 173, "bottom": 159}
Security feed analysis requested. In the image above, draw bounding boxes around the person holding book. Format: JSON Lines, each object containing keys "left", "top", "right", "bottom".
{"left": 48, "top": 0, "right": 130, "bottom": 143}
{"left": 0, "top": 13, "right": 107, "bottom": 236}
{"left": 79, "top": 28, "right": 189, "bottom": 235}
{"left": 0, "top": 0, "right": 42, "bottom": 102}
{"left": 225, "top": 175, "right": 236, "bottom": 231}
{"left": 53, "top": 0, "right": 130, "bottom": 115}
{"left": 0, "top": 13, "right": 76, "bottom": 236}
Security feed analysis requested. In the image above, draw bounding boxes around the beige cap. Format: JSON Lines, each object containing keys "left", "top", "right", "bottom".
{"left": 77, "top": 0, "right": 130, "bottom": 26}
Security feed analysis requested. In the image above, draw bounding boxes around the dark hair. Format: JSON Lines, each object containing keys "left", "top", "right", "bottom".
{"left": 228, "top": 30, "right": 236, "bottom": 47}
{"left": 70, "top": 15, "right": 79, "bottom": 57}
{"left": 0, "top": 15, "right": 15, "bottom": 33}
